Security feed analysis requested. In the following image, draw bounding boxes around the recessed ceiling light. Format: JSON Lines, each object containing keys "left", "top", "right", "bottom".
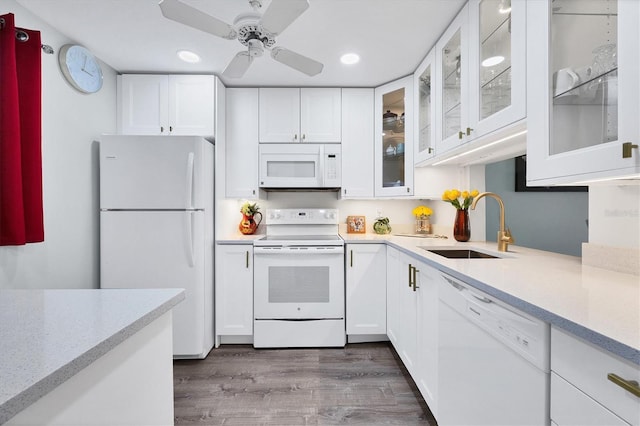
{"left": 482, "top": 55, "right": 505, "bottom": 67}
{"left": 340, "top": 53, "right": 360, "bottom": 65}
{"left": 498, "top": 0, "right": 511, "bottom": 14}
{"left": 177, "top": 50, "right": 201, "bottom": 63}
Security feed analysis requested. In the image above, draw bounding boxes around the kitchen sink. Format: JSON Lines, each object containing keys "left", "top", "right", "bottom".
{"left": 420, "top": 248, "right": 500, "bottom": 259}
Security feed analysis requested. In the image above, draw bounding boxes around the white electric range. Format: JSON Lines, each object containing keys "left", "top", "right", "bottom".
{"left": 253, "top": 208, "right": 345, "bottom": 348}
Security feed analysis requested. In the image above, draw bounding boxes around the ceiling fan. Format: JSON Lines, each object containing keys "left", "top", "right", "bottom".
{"left": 159, "top": 0, "right": 324, "bottom": 78}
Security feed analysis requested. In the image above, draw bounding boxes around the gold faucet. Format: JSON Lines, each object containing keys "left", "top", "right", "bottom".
{"left": 470, "top": 192, "right": 514, "bottom": 252}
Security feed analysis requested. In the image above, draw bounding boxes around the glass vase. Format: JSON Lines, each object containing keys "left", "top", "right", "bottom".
{"left": 415, "top": 217, "right": 432, "bottom": 234}
{"left": 453, "top": 209, "right": 470, "bottom": 242}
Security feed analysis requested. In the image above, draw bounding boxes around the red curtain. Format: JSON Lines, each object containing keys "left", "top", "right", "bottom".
{"left": 0, "top": 13, "right": 44, "bottom": 245}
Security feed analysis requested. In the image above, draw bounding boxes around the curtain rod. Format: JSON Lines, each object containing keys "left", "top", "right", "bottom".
{"left": 0, "top": 17, "right": 54, "bottom": 54}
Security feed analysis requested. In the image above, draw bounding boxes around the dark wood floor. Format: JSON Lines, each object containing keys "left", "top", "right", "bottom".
{"left": 173, "top": 342, "right": 437, "bottom": 425}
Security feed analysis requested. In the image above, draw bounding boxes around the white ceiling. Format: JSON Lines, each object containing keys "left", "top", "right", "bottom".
{"left": 16, "top": 0, "right": 465, "bottom": 87}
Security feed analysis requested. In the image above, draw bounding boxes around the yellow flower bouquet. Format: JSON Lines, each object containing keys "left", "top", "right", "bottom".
{"left": 412, "top": 205, "right": 433, "bottom": 219}
{"left": 442, "top": 189, "right": 479, "bottom": 210}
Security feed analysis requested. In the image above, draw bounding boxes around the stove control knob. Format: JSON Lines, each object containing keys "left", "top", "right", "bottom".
{"left": 325, "top": 211, "right": 336, "bottom": 220}
{"left": 269, "top": 211, "right": 281, "bottom": 221}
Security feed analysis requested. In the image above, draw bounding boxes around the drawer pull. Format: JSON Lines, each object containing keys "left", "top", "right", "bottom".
{"left": 608, "top": 373, "right": 640, "bottom": 398}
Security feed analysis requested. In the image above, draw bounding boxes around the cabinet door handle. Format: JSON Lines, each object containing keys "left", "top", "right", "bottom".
{"left": 252, "top": 189, "right": 256, "bottom": 195}
{"left": 408, "top": 264, "right": 413, "bottom": 288}
{"left": 160, "top": 126, "right": 164, "bottom": 133}
{"left": 458, "top": 130, "right": 464, "bottom": 140}
{"left": 608, "top": 373, "right": 640, "bottom": 397}
{"left": 169, "top": 126, "right": 173, "bottom": 133}
{"left": 294, "top": 134, "right": 298, "bottom": 141}
{"left": 245, "top": 250, "right": 249, "bottom": 269}
{"left": 350, "top": 250, "right": 353, "bottom": 267}
{"left": 466, "top": 127, "right": 474, "bottom": 136}
{"left": 302, "top": 133, "right": 306, "bottom": 141}
{"left": 622, "top": 142, "right": 639, "bottom": 158}
{"left": 412, "top": 267, "right": 419, "bottom": 292}
{"left": 428, "top": 147, "right": 434, "bottom": 154}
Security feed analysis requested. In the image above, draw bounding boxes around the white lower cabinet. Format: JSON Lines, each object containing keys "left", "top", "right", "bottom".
{"left": 415, "top": 262, "right": 439, "bottom": 416}
{"left": 345, "top": 244, "right": 386, "bottom": 335}
{"left": 386, "top": 247, "right": 438, "bottom": 412}
{"left": 386, "top": 246, "right": 401, "bottom": 347}
{"left": 551, "top": 326, "right": 640, "bottom": 426}
{"left": 215, "top": 244, "right": 253, "bottom": 337}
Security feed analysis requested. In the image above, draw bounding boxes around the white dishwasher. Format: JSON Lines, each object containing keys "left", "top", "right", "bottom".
{"left": 437, "top": 272, "right": 551, "bottom": 426}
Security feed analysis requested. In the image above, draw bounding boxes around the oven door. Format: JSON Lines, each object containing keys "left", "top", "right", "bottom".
{"left": 253, "top": 245, "right": 345, "bottom": 319}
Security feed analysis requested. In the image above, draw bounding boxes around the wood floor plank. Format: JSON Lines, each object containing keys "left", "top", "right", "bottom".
{"left": 173, "top": 342, "right": 436, "bottom": 425}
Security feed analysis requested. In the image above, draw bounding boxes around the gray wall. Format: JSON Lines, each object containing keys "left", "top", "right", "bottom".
{"left": 485, "top": 158, "right": 588, "bottom": 257}
{"left": 0, "top": 1, "right": 117, "bottom": 289}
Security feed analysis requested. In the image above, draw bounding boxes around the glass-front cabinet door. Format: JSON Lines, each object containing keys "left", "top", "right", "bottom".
{"left": 469, "top": 0, "right": 526, "bottom": 136}
{"left": 414, "top": 49, "right": 436, "bottom": 164}
{"left": 374, "top": 76, "right": 414, "bottom": 197}
{"left": 435, "top": 5, "right": 469, "bottom": 155}
{"left": 527, "top": 0, "right": 639, "bottom": 185}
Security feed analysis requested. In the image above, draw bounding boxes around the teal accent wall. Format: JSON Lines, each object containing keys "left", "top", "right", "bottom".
{"left": 485, "top": 159, "right": 589, "bottom": 257}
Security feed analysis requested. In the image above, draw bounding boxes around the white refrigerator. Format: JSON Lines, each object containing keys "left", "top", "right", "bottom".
{"left": 99, "top": 135, "right": 214, "bottom": 359}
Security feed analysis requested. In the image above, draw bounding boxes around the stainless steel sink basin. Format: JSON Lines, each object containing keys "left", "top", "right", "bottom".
{"left": 421, "top": 248, "right": 500, "bottom": 259}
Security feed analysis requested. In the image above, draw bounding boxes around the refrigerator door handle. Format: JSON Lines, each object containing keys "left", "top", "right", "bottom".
{"left": 186, "top": 152, "right": 195, "bottom": 209}
{"left": 186, "top": 211, "right": 195, "bottom": 267}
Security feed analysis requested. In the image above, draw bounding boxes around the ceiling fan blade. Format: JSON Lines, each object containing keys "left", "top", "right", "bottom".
{"left": 260, "top": 0, "right": 309, "bottom": 35}
{"left": 270, "top": 47, "right": 323, "bottom": 76}
{"left": 223, "top": 51, "right": 253, "bottom": 78}
{"left": 159, "top": 0, "right": 236, "bottom": 39}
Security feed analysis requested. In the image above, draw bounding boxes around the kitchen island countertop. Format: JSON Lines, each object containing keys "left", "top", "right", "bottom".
{"left": 342, "top": 233, "right": 640, "bottom": 366}
{"left": 0, "top": 288, "right": 184, "bottom": 424}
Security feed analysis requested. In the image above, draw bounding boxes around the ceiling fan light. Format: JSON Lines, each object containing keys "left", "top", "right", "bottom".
{"left": 177, "top": 50, "right": 201, "bottom": 63}
{"left": 482, "top": 55, "right": 505, "bottom": 67}
{"left": 340, "top": 53, "right": 360, "bottom": 65}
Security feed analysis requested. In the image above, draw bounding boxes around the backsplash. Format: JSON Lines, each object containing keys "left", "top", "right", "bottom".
{"left": 216, "top": 192, "right": 471, "bottom": 240}
{"left": 582, "top": 180, "right": 640, "bottom": 275}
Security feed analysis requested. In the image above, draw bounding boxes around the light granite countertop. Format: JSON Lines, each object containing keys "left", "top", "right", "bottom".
{"left": 0, "top": 288, "right": 185, "bottom": 425}
{"left": 342, "top": 233, "right": 640, "bottom": 366}
{"left": 217, "top": 232, "right": 265, "bottom": 244}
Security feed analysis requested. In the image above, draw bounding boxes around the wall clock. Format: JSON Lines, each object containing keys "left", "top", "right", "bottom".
{"left": 58, "top": 44, "right": 103, "bottom": 94}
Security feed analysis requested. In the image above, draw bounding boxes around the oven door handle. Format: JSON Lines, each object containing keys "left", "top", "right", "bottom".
{"left": 254, "top": 246, "right": 344, "bottom": 254}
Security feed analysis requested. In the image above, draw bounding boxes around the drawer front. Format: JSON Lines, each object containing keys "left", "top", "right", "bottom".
{"left": 551, "top": 372, "right": 628, "bottom": 426}
{"left": 551, "top": 327, "right": 640, "bottom": 425}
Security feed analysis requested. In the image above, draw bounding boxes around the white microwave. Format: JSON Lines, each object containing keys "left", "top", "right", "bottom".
{"left": 259, "top": 144, "right": 341, "bottom": 189}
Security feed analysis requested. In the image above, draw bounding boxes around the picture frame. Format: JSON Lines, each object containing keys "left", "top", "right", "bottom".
{"left": 346, "top": 216, "right": 366, "bottom": 233}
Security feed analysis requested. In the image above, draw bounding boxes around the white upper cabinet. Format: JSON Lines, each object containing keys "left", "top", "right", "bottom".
{"left": 435, "top": 5, "right": 470, "bottom": 155}
{"left": 414, "top": 49, "right": 437, "bottom": 164}
{"left": 341, "top": 88, "right": 375, "bottom": 198}
{"left": 258, "top": 88, "right": 341, "bottom": 143}
{"left": 468, "top": 0, "right": 526, "bottom": 138}
{"left": 527, "top": 0, "right": 640, "bottom": 185}
{"left": 117, "top": 74, "right": 215, "bottom": 136}
{"left": 375, "top": 76, "right": 414, "bottom": 197}
{"left": 432, "top": 1, "right": 527, "bottom": 163}
{"left": 225, "top": 88, "right": 259, "bottom": 199}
